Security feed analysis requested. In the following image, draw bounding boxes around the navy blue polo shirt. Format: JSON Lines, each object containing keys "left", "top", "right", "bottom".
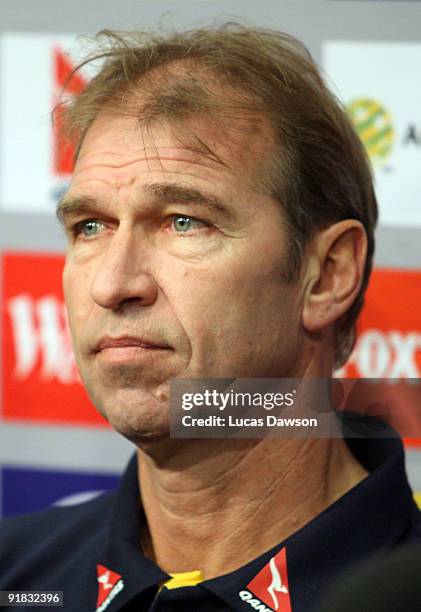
{"left": 1, "top": 433, "right": 421, "bottom": 612}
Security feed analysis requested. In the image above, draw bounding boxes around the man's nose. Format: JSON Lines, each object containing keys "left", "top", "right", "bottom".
{"left": 90, "top": 228, "right": 158, "bottom": 310}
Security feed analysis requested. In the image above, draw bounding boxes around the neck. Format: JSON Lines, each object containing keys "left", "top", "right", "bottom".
{"left": 137, "top": 435, "right": 368, "bottom": 579}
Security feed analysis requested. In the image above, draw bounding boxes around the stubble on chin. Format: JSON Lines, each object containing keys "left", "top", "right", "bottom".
{"left": 81, "top": 361, "right": 171, "bottom": 436}
{"left": 106, "top": 389, "right": 172, "bottom": 445}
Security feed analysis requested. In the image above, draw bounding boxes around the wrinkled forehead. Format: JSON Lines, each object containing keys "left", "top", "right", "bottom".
{"left": 75, "top": 104, "right": 276, "bottom": 189}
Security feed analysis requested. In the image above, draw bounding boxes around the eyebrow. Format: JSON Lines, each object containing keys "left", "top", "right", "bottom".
{"left": 56, "top": 182, "right": 233, "bottom": 225}
{"left": 56, "top": 195, "right": 99, "bottom": 225}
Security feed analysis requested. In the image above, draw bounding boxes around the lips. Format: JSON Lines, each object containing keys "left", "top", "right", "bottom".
{"left": 95, "top": 336, "right": 171, "bottom": 353}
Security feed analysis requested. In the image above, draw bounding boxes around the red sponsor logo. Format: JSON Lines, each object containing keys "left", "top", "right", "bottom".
{"left": 241, "top": 547, "right": 291, "bottom": 612}
{"left": 2, "top": 252, "right": 107, "bottom": 426}
{"left": 96, "top": 564, "right": 124, "bottom": 611}
{"left": 344, "top": 330, "right": 421, "bottom": 378}
{"left": 338, "top": 269, "right": 421, "bottom": 379}
{"left": 336, "top": 268, "right": 421, "bottom": 446}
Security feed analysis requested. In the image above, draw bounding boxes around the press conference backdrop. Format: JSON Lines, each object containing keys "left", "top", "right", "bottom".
{"left": 0, "top": 0, "right": 420, "bottom": 517}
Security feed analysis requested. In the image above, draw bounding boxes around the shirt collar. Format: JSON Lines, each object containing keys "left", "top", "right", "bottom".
{"left": 95, "top": 431, "right": 419, "bottom": 611}
{"left": 95, "top": 455, "right": 168, "bottom": 611}
{"left": 203, "top": 435, "right": 419, "bottom": 611}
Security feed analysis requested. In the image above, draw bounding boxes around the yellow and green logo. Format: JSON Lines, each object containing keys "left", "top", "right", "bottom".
{"left": 346, "top": 97, "right": 394, "bottom": 167}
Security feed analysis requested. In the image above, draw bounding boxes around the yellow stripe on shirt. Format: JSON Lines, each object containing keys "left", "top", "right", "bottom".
{"left": 161, "top": 570, "right": 204, "bottom": 590}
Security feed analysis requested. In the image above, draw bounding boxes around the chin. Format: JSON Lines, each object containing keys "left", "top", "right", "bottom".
{"left": 97, "top": 390, "right": 172, "bottom": 445}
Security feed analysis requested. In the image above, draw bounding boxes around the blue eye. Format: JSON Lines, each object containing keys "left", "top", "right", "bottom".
{"left": 78, "top": 220, "right": 104, "bottom": 237}
{"left": 172, "top": 215, "right": 205, "bottom": 233}
{"left": 173, "top": 216, "right": 193, "bottom": 232}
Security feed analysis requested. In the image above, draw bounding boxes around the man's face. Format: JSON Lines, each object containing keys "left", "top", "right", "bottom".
{"left": 62, "top": 111, "right": 305, "bottom": 443}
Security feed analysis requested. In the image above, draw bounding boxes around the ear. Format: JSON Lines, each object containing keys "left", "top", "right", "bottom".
{"left": 302, "top": 220, "right": 368, "bottom": 333}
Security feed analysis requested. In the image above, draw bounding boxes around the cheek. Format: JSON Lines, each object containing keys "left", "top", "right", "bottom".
{"left": 62, "top": 260, "right": 93, "bottom": 331}
{"left": 166, "top": 253, "right": 295, "bottom": 355}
